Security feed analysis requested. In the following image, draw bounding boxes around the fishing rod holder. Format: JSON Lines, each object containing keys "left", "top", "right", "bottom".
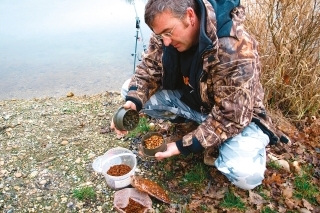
{"left": 132, "top": 16, "right": 141, "bottom": 73}
{"left": 131, "top": 1, "right": 147, "bottom": 73}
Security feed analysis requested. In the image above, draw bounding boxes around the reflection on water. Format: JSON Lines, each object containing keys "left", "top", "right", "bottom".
{"left": 0, "top": 0, "right": 150, "bottom": 100}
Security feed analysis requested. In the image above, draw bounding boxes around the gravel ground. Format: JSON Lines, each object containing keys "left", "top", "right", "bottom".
{"left": 0, "top": 92, "right": 158, "bottom": 212}
{"left": 1, "top": 92, "right": 319, "bottom": 213}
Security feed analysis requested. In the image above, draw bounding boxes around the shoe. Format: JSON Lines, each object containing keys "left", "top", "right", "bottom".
{"left": 169, "top": 121, "right": 199, "bottom": 142}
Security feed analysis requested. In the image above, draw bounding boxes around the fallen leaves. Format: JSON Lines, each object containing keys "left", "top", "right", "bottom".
{"left": 248, "top": 190, "right": 266, "bottom": 210}
{"left": 264, "top": 172, "right": 285, "bottom": 185}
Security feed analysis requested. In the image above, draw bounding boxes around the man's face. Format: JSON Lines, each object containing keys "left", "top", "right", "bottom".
{"left": 151, "top": 10, "right": 198, "bottom": 52}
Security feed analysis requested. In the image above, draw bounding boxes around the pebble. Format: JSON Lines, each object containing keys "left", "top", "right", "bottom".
{"left": 40, "top": 180, "right": 47, "bottom": 185}
{"left": 88, "top": 153, "right": 95, "bottom": 159}
{"left": 67, "top": 202, "right": 74, "bottom": 208}
{"left": 66, "top": 92, "right": 74, "bottom": 97}
{"left": 75, "top": 158, "right": 81, "bottom": 164}
{"left": 61, "top": 140, "right": 69, "bottom": 145}
{"left": 61, "top": 197, "right": 68, "bottom": 203}
{"left": 15, "top": 172, "right": 22, "bottom": 178}
{"left": 44, "top": 206, "right": 52, "bottom": 211}
{"left": 6, "top": 209, "right": 14, "bottom": 213}
{"left": 29, "top": 171, "right": 38, "bottom": 178}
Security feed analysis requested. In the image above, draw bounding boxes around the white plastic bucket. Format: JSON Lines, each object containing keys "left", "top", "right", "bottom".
{"left": 92, "top": 147, "right": 137, "bottom": 189}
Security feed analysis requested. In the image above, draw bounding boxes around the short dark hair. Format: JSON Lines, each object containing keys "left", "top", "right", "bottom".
{"left": 144, "top": 0, "right": 200, "bottom": 28}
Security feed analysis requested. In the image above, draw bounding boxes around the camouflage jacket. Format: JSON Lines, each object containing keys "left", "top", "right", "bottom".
{"left": 126, "top": 0, "right": 289, "bottom": 149}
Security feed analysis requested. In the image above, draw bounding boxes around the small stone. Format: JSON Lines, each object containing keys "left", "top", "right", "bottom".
{"left": 88, "top": 153, "right": 95, "bottom": 159}
{"left": 15, "top": 172, "right": 22, "bottom": 178}
{"left": 44, "top": 206, "right": 52, "bottom": 211}
{"left": 39, "top": 180, "right": 47, "bottom": 185}
{"left": 67, "top": 202, "right": 74, "bottom": 209}
{"left": 75, "top": 158, "right": 81, "bottom": 164}
{"left": 66, "top": 92, "right": 74, "bottom": 97}
{"left": 149, "top": 123, "right": 155, "bottom": 130}
{"left": 61, "top": 140, "right": 68, "bottom": 145}
{"left": 61, "top": 197, "right": 68, "bottom": 203}
{"left": 29, "top": 171, "right": 38, "bottom": 178}
{"left": 0, "top": 161, "right": 4, "bottom": 166}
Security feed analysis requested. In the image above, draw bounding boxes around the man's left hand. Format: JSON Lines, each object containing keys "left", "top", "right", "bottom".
{"left": 154, "top": 142, "right": 180, "bottom": 160}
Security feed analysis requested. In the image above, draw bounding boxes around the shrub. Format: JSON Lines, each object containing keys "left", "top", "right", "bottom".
{"left": 243, "top": 0, "right": 320, "bottom": 121}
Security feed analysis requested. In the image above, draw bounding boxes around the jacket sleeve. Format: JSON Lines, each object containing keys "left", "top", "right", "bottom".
{"left": 125, "top": 35, "right": 164, "bottom": 111}
{"left": 183, "top": 31, "right": 263, "bottom": 149}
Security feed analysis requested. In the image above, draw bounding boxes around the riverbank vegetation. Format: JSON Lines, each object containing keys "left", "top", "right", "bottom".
{"left": 244, "top": 0, "right": 320, "bottom": 123}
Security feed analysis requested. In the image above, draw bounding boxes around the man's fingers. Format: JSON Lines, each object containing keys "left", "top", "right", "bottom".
{"left": 155, "top": 151, "right": 167, "bottom": 161}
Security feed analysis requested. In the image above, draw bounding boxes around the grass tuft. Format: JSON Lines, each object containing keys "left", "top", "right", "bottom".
{"left": 219, "top": 189, "right": 246, "bottom": 211}
{"left": 267, "top": 160, "right": 282, "bottom": 170}
{"left": 181, "top": 162, "right": 207, "bottom": 188}
{"left": 261, "top": 206, "right": 278, "bottom": 213}
{"left": 127, "top": 116, "right": 150, "bottom": 137}
{"left": 294, "top": 166, "right": 319, "bottom": 204}
{"left": 72, "top": 186, "right": 96, "bottom": 201}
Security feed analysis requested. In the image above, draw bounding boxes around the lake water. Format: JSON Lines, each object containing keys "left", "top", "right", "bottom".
{"left": 0, "top": 0, "right": 151, "bottom": 100}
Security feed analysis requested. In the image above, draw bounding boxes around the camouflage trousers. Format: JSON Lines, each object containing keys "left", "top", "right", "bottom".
{"left": 121, "top": 80, "right": 269, "bottom": 190}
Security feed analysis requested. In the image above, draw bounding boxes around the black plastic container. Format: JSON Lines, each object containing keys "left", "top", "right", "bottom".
{"left": 113, "top": 107, "right": 139, "bottom": 131}
{"left": 141, "top": 132, "right": 167, "bottom": 157}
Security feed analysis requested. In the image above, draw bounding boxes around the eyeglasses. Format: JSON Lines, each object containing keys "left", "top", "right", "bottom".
{"left": 154, "top": 15, "right": 184, "bottom": 40}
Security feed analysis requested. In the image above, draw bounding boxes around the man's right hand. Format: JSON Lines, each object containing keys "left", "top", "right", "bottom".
{"left": 123, "top": 101, "right": 137, "bottom": 111}
{"left": 110, "top": 101, "right": 137, "bottom": 137}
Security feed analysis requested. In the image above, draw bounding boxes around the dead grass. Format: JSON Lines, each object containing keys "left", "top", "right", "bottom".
{"left": 243, "top": 0, "right": 320, "bottom": 122}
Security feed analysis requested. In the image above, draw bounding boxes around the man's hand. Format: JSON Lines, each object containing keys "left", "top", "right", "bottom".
{"left": 110, "top": 119, "right": 128, "bottom": 137}
{"left": 110, "top": 101, "right": 137, "bottom": 137}
{"left": 123, "top": 101, "right": 137, "bottom": 111}
{"left": 154, "top": 142, "right": 181, "bottom": 160}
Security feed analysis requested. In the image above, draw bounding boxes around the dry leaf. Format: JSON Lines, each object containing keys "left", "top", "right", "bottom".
{"left": 278, "top": 205, "right": 287, "bottom": 213}
{"left": 248, "top": 190, "right": 265, "bottom": 206}
{"left": 282, "top": 186, "right": 293, "bottom": 198}
{"left": 188, "top": 199, "right": 202, "bottom": 211}
{"left": 264, "top": 173, "right": 284, "bottom": 185}
{"left": 283, "top": 74, "right": 290, "bottom": 85}
{"left": 302, "top": 199, "right": 313, "bottom": 211}
{"left": 284, "top": 198, "right": 295, "bottom": 209}
{"left": 248, "top": 190, "right": 265, "bottom": 210}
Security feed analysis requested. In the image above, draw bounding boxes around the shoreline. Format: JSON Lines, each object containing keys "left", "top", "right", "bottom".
{"left": 0, "top": 89, "right": 123, "bottom": 102}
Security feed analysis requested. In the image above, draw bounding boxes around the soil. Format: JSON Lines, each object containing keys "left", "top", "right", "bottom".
{"left": 1, "top": 91, "right": 319, "bottom": 212}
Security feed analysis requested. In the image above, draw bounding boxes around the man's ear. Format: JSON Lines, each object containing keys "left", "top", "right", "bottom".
{"left": 186, "top": 7, "right": 196, "bottom": 25}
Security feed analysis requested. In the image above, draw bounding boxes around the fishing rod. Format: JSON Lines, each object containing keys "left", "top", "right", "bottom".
{"left": 131, "top": 0, "right": 147, "bottom": 73}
